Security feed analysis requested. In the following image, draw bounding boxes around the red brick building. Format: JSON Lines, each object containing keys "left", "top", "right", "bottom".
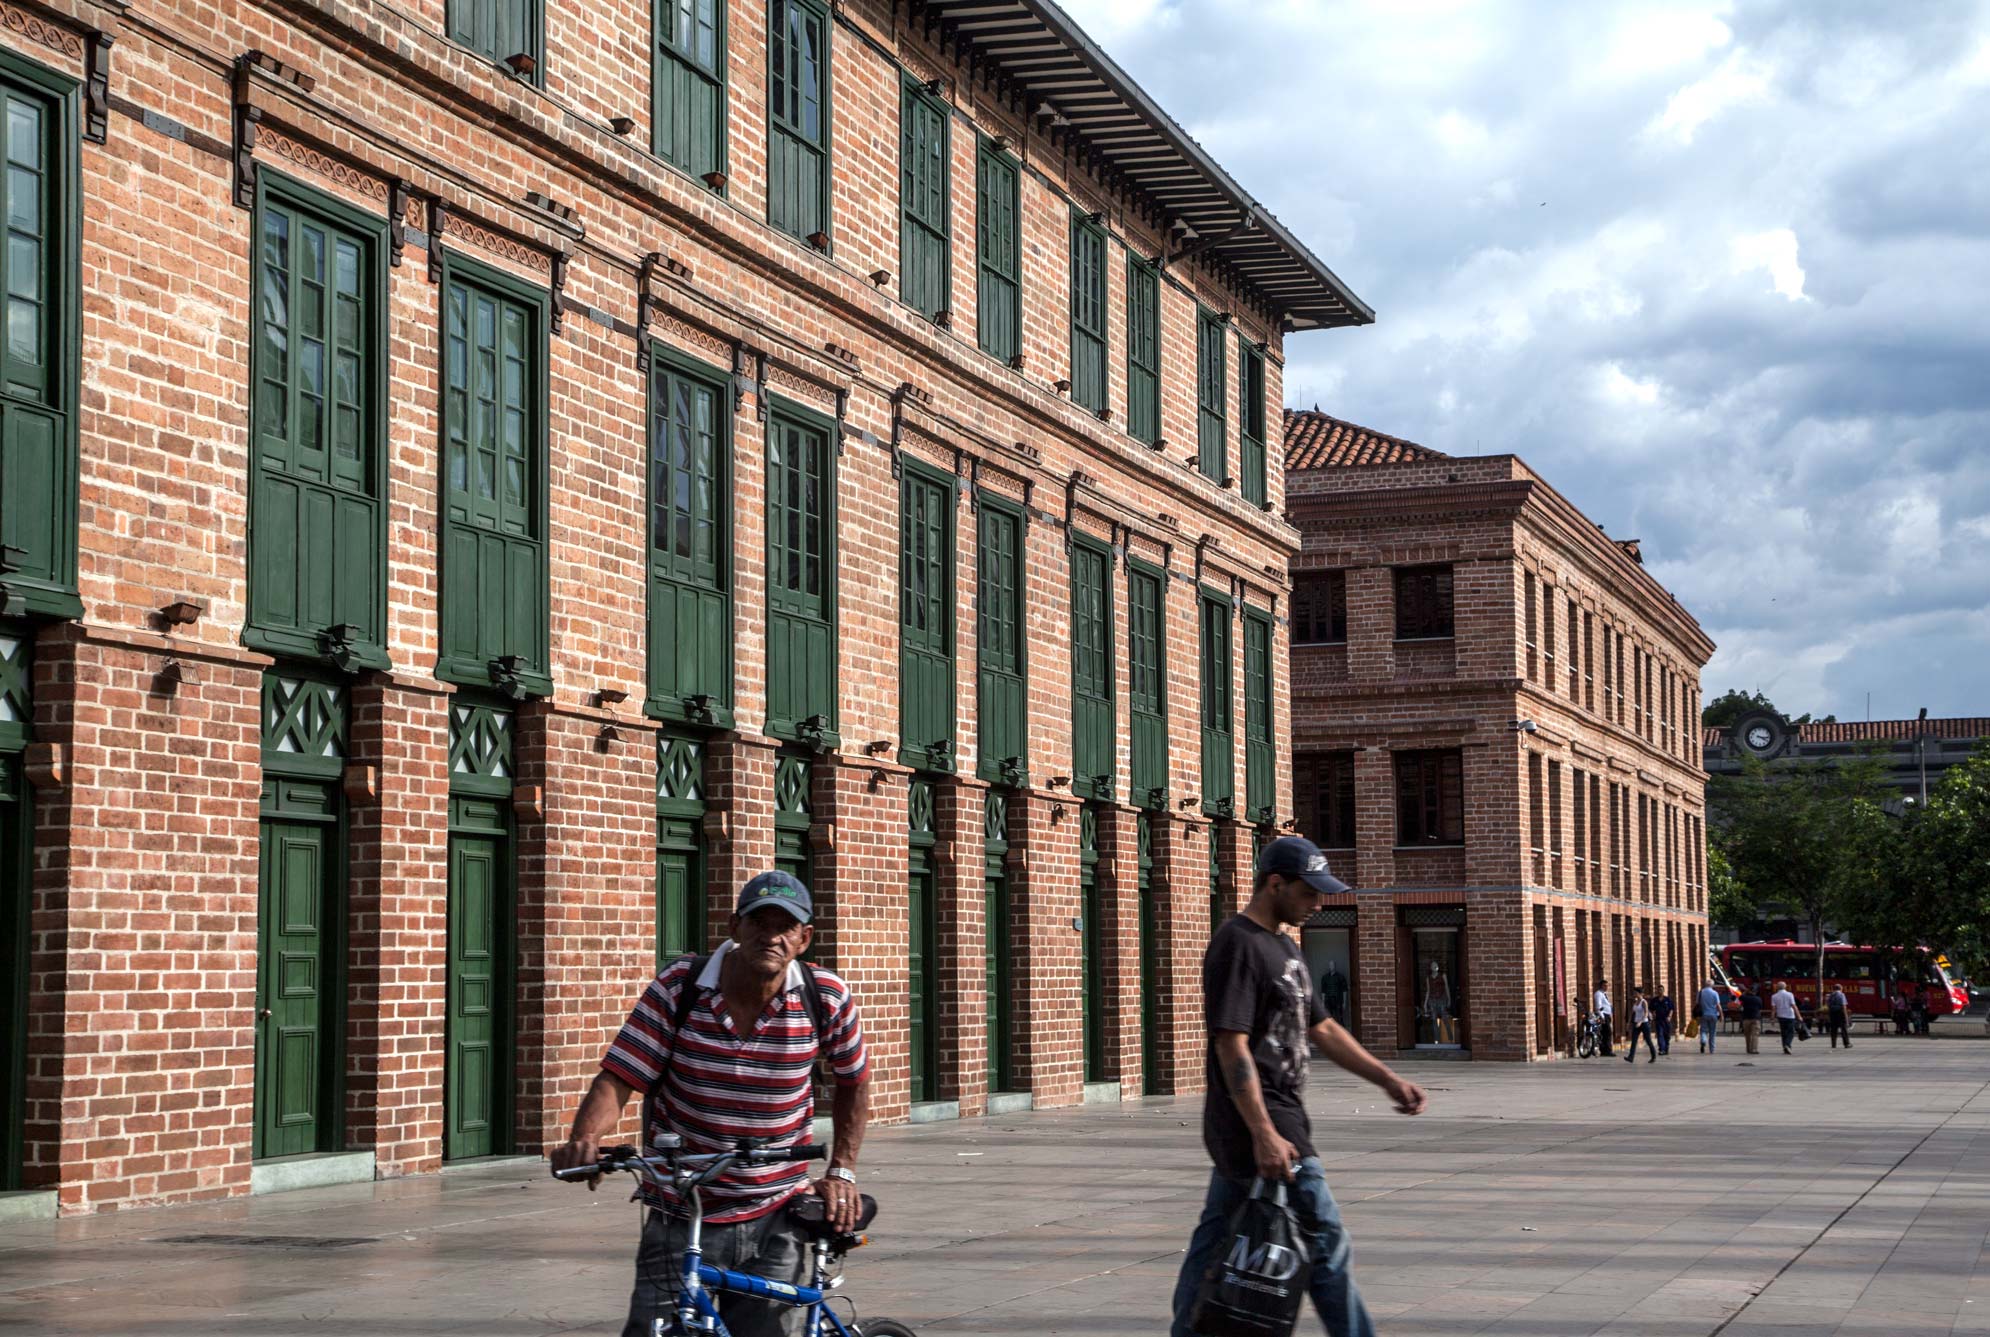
{"left": 1283, "top": 411, "right": 1714, "bottom": 1060}
{"left": 0, "top": 0, "right": 1372, "bottom": 1213}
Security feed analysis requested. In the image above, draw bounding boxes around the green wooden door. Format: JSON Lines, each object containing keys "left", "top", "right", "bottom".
{"left": 1071, "top": 540, "right": 1114, "bottom": 800}
{"left": 1138, "top": 813, "right": 1160, "bottom": 1094}
{"left": 656, "top": 819, "right": 704, "bottom": 969}
{"left": 1068, "top": 213, "right": 1107, "bottom": 413}
{"left": 899, "top": 79, "right": 951, "bottom": 319}
{"left": 648, "top": 358, "right": 732, "bottom": 721}
{"left": 1080, "top": 804, "right": 1104, "bottom": 1083}
{"left": 975, "top": 500, "right": 1026, "bottom": 785}
{"left": 766, "top": 409, "right": 835, "bottom": 740}
{"left": 1244, "top": 609, "right": 1274, "bottom": 825}
{"left": 254, "top": 793, "right": 335, "bottom": 1160}
{"left": 0, "top": 765, "right": 25, "bottom": 1189}
{"left": 907, "top": 779, "right": 938, "bottom": 1103}
{"left": 767, "top": 0, "right": 830, "bottom": 241}
{"left": 1196, "top": 309, "right": 1227, "bottom": 480}
{"left": 1200, "top": 592, "right": 1234, "bottom": 817}
{"left": 446, "top": 808, "right": 511, "bottom": 1161}
{"left": 652, "top": 0, "right": 725, "bottom": 177}
{"left": 974, "top": 140, "right": 1020, "bottom": 362}
{"left": 983, "top": 791, "right": 1011, "bottom": 1092}
{"left": 900, "top": 465, "right": 955, "bottom": 770}
{"left": 1129, "top": 563, "right": 1166, "bottom": 808}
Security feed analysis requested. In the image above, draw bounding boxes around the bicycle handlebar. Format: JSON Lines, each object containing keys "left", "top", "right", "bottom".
{"left": 551, "top": 1142, "right": 826, "bottom": 1182}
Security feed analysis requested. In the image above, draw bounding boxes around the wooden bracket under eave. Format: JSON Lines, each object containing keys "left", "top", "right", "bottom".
{"left": 83, "top": 31, "right": 113, "bottom": 144}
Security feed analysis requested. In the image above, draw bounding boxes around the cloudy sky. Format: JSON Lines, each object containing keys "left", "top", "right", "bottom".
{"left": 1060, "top": 0, "right": 1990, "bottom": 723}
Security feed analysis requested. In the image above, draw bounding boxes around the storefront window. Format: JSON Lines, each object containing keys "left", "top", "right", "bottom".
{"left": 1413, "top": 929, "right": 1462, "bottom": 1048}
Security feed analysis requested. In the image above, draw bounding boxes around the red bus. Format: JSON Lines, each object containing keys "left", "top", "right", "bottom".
{"left": 1716, "top": 941, "right": 1967, "bottom": 1018}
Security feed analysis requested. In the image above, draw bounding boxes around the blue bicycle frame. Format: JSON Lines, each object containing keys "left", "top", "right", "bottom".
{"left": 674, "top": 1249, "right": 859, "bottom": 1337}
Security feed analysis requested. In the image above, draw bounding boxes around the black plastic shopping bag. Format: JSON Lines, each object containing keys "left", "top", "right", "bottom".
{"left": 1188, "top": 1178, "right": 1311, "bottom": 1336}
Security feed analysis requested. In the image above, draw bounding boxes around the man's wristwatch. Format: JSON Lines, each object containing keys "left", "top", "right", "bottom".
{"left": 824, "top": 1166, "right": 856, "bottom": 1185}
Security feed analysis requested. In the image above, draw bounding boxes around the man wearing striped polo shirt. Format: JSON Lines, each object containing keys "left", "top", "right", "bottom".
{"left": 551, "top": 871, "right": 870, "bottom": 1337}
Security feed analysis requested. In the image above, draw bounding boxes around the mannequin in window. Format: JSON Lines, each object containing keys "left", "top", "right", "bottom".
{"left": 1421, "top": 959, "right": 1455, "bottom": 1044}
{"left": 1318, "top": 962, "right": 1349, "bottom": 1026}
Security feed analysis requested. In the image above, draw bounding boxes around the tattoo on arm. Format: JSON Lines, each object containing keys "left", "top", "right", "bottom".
{"left": 1224, "top": 1054, "right": 1260, "bottom": 1097}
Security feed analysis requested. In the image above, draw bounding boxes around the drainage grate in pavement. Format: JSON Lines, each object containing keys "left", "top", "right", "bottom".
{"left": 153, "top": 1233, "right": 376, "bottom": 1250}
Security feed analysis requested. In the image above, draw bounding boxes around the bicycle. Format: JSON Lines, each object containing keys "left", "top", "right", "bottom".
{"left": 554, "top": 1135, "right": 917, "bottom": 1337}
{"left": 1573, "top": 1010, "right": 1605, "bottom": 1059}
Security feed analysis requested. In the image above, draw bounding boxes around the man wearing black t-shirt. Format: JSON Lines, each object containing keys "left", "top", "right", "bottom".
{"left": 1170, "top": 837, "right": 1428, "bottom": 1337}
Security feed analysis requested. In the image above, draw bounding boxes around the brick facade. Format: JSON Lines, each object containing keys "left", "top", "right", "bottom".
{"left": 1284, "top": 412, "right": 1714, "bottom": 1061}
{"left": 0, "top": 0, "right": 1364, "bottom": 1211}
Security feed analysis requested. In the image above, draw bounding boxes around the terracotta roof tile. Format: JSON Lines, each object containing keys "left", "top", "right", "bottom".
{"left": 1704, "top": 718, "right": 1990, "bottom": 747}
{"left": 1283, "top": 408, "right": 1449, "bottom": 471}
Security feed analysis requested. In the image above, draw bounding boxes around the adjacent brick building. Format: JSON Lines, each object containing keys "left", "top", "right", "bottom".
{"left": 0, "top": 0, "right": 1373, "bottom": 1213}
{"left": 1283, "top": 411, "right": 1713, "bottom": 1060}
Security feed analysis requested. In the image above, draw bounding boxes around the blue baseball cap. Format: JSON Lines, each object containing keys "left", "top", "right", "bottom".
{"left": 1256, "top": 836, "right": 1351, "bottom": 896}
{"left": 736, "top": 870, "right": 813, "bottom": 923}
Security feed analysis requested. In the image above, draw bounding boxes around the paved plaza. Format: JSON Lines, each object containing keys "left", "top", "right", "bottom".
{"left": 3, "top": 1027, "right": 1987, "bottom": 1336}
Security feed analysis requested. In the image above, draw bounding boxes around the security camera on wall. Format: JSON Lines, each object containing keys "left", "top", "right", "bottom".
{"left": 1509, "top": 719, "right": 1539, "bottom": 734}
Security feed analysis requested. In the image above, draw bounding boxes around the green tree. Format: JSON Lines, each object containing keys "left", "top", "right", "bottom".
{"left": 1706, "top": 841, "right": 1754, "bottom": 930}
{"left": 1707, "top": 750, "right": 1890, "bottom": 997}
{"left": 1702, "top": 688, "right": 1778, "bottom": 730}
{"left": 1903, "top": 747, "right": 1990, "bottom": 970}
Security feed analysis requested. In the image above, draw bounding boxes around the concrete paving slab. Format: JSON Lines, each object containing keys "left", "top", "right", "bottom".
{"left": 2, "top": 1034, "right": 1988, "bottom": 1334}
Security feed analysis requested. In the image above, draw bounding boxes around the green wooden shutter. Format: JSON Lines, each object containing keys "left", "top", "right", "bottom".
{"left": 899, "top": 463, "right": 955, "bottom": 771}
{"left": 907, "top": 778, "right": 938, "bottom": 1102}
{"left": 439, "top": 259, "right": 549, "bottom": 695}
{"left": 899, "top": 81, "right": 950, "bottom": 319}
{"left": 766, "top": 403, "right": 836, "bottom": 742}
{"left": 1068, "top": 213, "right": 1107, "bottom": 413}
{"left": 653, "top": 0, "right": 726, "bottom": 179}
{"left": 1125, "top": 259, "right": 1159, "bottom": 444}
{"left": 647, "top": 351, "right": 732, "bottom": 723}
{"left": 1128, "top": 562, "right": 1166, "bottom": 809}
{"left": 975, "top": 140, "right": 1020, "bottom": 363}
{"left": 1079, "top": 803, "right": 1104, "bottom": 1082}
{"left": 1070, "top": 539, "right": 1114, "bottom": 800}
{"left": 768, "top": 0, "right": 830, "bottom": 242}
{"left": 774, "top": 750, "right": 813, "bottom": 888}
{"left": 248, "top": 182, "right": 387, "bottom": 670}
{"left": 1244, "top": 608, "right": 1273, "bottom": 824}
{"left": 446, "top": 0, "right": 543, "bottom": 79}
{"left": 1200, "top": 590, "right": 1233, "bottom": 816}
{"left": 1196, "top": 309, "right": 1227, "bottom": 481}
{"left": 1239, "top": 342, "right": 1266, "bottom": 507}
{"left": 975, "top": 499, "right": 1026, "bottom": 784}
{"left": 1137, "top": 812, "right": 1159, "bottom": 1093}
{"left": 0, "top": 65, "right": 78, "bottom": 620}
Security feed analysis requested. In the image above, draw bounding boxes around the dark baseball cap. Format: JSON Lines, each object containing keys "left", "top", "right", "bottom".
{"left": 1256, "top": 836, "right": 1351, "bottom": 896}
{"left": 735, "top": 870, "right": 813, "bottom": 923}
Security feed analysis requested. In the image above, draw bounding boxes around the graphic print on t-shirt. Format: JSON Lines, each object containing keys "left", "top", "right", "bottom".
{"left": 1262, "top": 957, "right": 1312, "bottom": 1091}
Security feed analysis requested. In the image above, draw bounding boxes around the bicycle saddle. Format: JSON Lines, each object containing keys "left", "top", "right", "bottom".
{"left": 788, "top": 1190, "right": 879, "bottom": 1239}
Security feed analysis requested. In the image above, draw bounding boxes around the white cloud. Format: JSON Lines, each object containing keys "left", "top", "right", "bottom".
{"left": 1596, "top": 362, "right": 1661, "bottom": 407}
{"left": 1729, "top": 228, "right": 1809, "bottom": 300}
{"left": 1647, "top": 50, "right": 1774, "bottom": 144}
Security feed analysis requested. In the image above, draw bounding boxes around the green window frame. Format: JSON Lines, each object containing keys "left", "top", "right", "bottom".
{"left": 1239, "top": 341, "right": 1267, "bottom": 507}
{"left": 975, "top": 496, "right": 1027, "bottom": 785}
{"left": 653, "top": 0, "right": 727, "bottom": 181}
{"left": 246, "top": 175, "right": 390, "bottom": 672}
{"left": 765, "top": 397, "right": 837, "bottom": 744}
{"left": 1199, "top": 589, "right": 1233, "bottom": 817}
{"left": 1070, "top": 536, "right": 1114, "bottom": 800}
{"left": 1068, "top": 211, "right": 1107, "bottom": 413}
{"left": 446, "top": 0, "right": 544, "bottom": 83}
{"left": 436, "top": 253, "right": 551, "bottom": 696}
{"left": 1196, "top": 308, "right": 1227, "bottom": 481}
{"left": 646, "top": 346, "right": 733, "bottom": 725}
{"left": 1128, "top": 560, "right": 1167, "bottom": 809}
{"left": 899, "top": 460, "right": 956, "bottom": 771}
{"left": 1243, "top": 606, "right": 1274, "bottom": 824}
{"left": 974, "top": 138, "right": 1020, "bottom": 364}
{"left": 768, "top": 0, "right": 831, "bottom": 245}
{"left": 899, "top": 78, "right": 950, "bottom": 320}
{"left": 0, "top": 53, "right": 80, "bottom": 621}
{"left": 1125, "top": 258, "right": 1159, "bottom": 445}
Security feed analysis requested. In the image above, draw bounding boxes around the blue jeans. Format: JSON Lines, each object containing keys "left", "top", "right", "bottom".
{"left": 1171, "top": 1158, "right": 1375, "bottom": 1337}
{"left": 1699, "top": 1017, "right": 1718, "bottom": 1050}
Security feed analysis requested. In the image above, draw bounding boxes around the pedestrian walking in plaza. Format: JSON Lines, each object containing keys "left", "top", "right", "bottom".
{"left": 551, "top": 872, "right": 872, "bottom": 1337}
{"left": 1771, "top": 980, "right": 1800, "bottom": 1054}
{"left": 1910, "top": 984, "right": 1932, "bottom": 1035}
{"left": 1891, "top": 987, "right": 1912, "bottom": 1035}
{"left": 1826, "top": 986, "right": 1852, "bottom": 1049}
{"left": 1172, "top": 836, "right": 1428, "bottom": 1337}
{"left": 1651, "top": 988, "right": 1675, "bottom": 1055}
{"left": 1623, "top": 989, "right": 1657, "bottom": 1063}
{"left": 1593, "top": 979, "right": 1614, "bottom": 1056}
{"left": 1697, "top": 979, "right": 1724, "bottom": 1053}
{"left": 1740, "top": 984, "right": 1764, "bottom": 1054}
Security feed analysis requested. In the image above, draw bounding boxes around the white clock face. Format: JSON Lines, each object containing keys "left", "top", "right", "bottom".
{"left": 1745, "top": 724, "right": 1774, "bottom": 751}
